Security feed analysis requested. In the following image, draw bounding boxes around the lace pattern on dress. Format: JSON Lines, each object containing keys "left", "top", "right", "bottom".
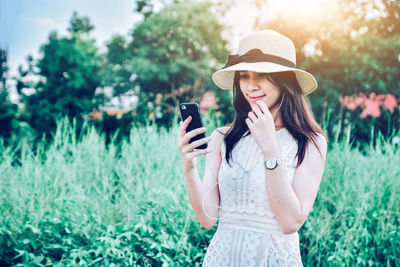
{"left": 202, "top": 129, "right": 303, "bottom": 267}
{"left": 202, "top": 228, "right": 234, "bottom": 266}
{"left": 202, "top": 229, "right": 303, "bottom": 267}
{"left": 215, "top": 130, "right": 298, "bottom": 219}
{"left": 259, "top": 234, "right": 303, "bottom": 267}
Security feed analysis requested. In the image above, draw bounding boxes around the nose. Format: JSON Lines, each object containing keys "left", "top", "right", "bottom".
{"left": 246, "top": 77, "right": 260, "bottom": 92}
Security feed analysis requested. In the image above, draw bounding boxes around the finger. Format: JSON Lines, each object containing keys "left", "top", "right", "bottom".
{"left": 256, "top": 100, "right": 270, "bottom": 114}
{"left": 183, "top": 137, "right": 212, "bottom": 153}
{"left": 178, "top": 116, "right": 192, "bottom": 138}
{"left": 186, "top": 147, "right": 213, "bottom": 160}
{"left": 248, "top": 111, "right": 257, "bottom": 122}
{"left": 245, "top": 118, "right": 253, "bottom": 129}
{"left": 178, "top": 121, "right": 183, "bottom": 135}
{"left": 182, "top": 126, "right": 206, "bottom": 145}
{"left": 252, "top": 103, "right": 264, "bottom": 118}
{"left": 182, "top": 116, "right": 192, "bottom": 130}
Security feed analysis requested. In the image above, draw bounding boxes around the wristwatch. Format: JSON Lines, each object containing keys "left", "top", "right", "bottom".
{"left": 264, "top": 157, "right": 282, "bottom": 170}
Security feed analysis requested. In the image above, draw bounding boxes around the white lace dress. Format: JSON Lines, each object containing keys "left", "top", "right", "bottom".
{"left": 202, "top": 128, "right": 303, "bottom": 267}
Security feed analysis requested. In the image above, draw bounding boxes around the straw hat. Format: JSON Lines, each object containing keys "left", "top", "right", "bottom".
{"left": 212, "top": 29, "right": 318, "bottom": 95}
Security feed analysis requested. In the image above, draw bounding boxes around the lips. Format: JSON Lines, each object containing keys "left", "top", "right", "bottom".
{"left": 249, "top": 95, "right": 266, "bottom": 101}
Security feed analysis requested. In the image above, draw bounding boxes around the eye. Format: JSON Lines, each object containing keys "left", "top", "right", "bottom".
{"left": 239, "top": 73, "right": 249, "bottom": 79}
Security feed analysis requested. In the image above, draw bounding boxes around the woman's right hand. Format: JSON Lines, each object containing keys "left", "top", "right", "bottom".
{"left": 178, "top": 116, "right": 213, "bottom": 173}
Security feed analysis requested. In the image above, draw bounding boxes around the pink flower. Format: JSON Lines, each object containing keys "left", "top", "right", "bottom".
{"left": 376, "top": 94, "right": 386, "bottom": 102}
{"left": 360, "top": 98, "right": 381, "bottom": 118}
{"left": 383, "top": 94, "right": 398, "bottom": 113}
{"left": 346, "top": 102, "right": 358, "bottom": 111}
{"left": 340, "top": 92, "right": 399, "bottom": 119}
{"left": 339, "top": 95, "right": 358, "bottom": 111}
{"left": 359, "top": 92, "right": 385, "bottom": 118}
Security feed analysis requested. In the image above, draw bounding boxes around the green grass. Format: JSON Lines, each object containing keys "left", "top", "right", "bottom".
{"left": 0, "top": 116, "right": 399, "bottom": 266}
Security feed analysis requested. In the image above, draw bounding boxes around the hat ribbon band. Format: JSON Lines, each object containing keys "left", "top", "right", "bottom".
{"left": 223, "top": 48, "right": 296, "bottom": 69}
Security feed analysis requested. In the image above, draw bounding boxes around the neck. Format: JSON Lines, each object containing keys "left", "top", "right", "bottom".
{"left": 273, "top": 111, "right": 284, "bottom": 129}
{"left": 270, "top": 98, "right": 284, "bottom": 129}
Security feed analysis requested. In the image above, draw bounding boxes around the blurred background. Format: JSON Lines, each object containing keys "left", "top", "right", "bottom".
{"left": 1, "top": 0, "right": 400, "bottom": 266}
{"left": 1, "top": 0, "right": 399, "bottom": 147}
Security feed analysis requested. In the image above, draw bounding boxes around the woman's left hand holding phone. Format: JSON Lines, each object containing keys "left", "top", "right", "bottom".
{"left": 178, "top": 116, "right": 213, "bottom": 174}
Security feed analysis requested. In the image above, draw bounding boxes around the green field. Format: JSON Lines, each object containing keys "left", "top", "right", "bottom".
{"left": 0, "top": 117, "right": 399, "bottom": 266}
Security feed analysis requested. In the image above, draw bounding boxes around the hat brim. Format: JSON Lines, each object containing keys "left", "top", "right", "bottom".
{"left": 212, "top": 62, "right": 317, "bottom": 95}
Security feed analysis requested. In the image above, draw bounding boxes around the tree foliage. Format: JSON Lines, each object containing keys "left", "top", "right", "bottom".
{"left": 129, "top": 0, "right": 229, "bottom": 126}
{"left": 100, "top": 34, "right": 135, "bottom": 99}
{"left": 254, "top": 0, "right": 400, "bottom": 141}
{"left": 0, "top": 48, "right": 8, "bottom": 88}
{"left": 255, "top": 0, "right": 400, "bottom": 97}
{"left": 0, "top": 48, "right": 18, "bottom": 143}
{"left": 68, "top": 11, "right": 95, "bottom": 34}
{"left": 16, "top": 12, "right": 102, "bottom": 140}
{"left": 7, "top": 0, "right": 399, "bottom": 144}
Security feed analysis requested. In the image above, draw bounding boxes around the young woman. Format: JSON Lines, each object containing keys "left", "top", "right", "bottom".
{"left": 178, "top": 30, "right": 328, "bottom": 266}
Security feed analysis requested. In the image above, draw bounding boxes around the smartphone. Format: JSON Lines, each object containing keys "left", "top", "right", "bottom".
{"left": 179, "top": 102, "right": 208, "bottom": 149}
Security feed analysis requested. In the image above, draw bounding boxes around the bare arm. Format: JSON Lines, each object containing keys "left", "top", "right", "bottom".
{"left": 263, "top": 133, "right": 328, "bottom": 234}
{"left": 244, "top": 99, "right": 328, "bottom": 234}
{"left": 178, "top": 116, "right": 227, "bottom": 229}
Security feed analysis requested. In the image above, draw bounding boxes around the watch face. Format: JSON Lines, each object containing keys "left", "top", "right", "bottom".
{"left": 266, "top": 159, "right": 276, "bottom": 169}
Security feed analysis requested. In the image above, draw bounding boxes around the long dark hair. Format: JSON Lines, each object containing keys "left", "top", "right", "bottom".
{"left": 220, "top": 71, "right": 328, "bottom": 167}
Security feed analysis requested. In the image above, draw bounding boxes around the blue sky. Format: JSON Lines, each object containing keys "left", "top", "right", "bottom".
{"left": 1, "top": 0, "right": 143, "bottom": 77}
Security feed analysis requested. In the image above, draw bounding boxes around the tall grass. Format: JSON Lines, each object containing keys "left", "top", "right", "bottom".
{"left": 0, "top": 115, "right": 399, "bottom": 266}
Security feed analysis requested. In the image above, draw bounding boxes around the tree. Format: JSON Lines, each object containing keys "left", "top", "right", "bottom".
{"left": 253, "top": 0, "right": 400, "bottom": 99}
{"left": 0, "top": 48, "right": 18, "bottom": 143}
{"left": 17, "top": 12, "right": 102, "bottom": 140}
{"left": 0, "top": 48, "right": 8, "bottom": 88}
{"left": 134, "top": 0, "right": 173, "bottom": 19}
{"left": 68, "top": 11, "right": 95, "bottom": 34}
{"left": 100, "top": 34, "right": 136, "bottom": 103}
{"left": 252, "top": 0, "right": 400, "bottom": 142}
{"left": 129, "top": 0, "right": 229, "bottom": 126}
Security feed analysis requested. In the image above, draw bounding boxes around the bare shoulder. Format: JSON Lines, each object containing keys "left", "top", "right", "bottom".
{"left": 308, "top": 133, "right": 328, "bottom": 162}
{"left": 211, "top": 126, "right": 229, "bottom": 137}
{"left": 209, "top": 126, "right": 229, "bottom": 148}
{"left": 216, "top": 126, "right": 230, "bottom": 134}
{"left": 316, "top": 133, "right": 328, "bottom": 150}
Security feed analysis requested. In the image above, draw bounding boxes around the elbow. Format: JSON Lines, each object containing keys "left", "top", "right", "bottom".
{"left": 201, "top": 223, "right": 214, "bottom": 230}
{"left": 282, "top": 226, "right": 299, "bottom": 235}
{"left": 281, "top": 221, "right": 302, "bottom": 235}
{"left": 280, "top": 212, "right": 306, "bottom": 235}
{"left": 200, "top": 219, "right": 217, "bottom": 229}
{"left": 281, "top": 224, "right": 299, "bottom": 235}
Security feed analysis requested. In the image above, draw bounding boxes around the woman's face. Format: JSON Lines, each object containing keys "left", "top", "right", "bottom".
{"left": 238, "top": 71, "right": 281, "bottom": 109}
